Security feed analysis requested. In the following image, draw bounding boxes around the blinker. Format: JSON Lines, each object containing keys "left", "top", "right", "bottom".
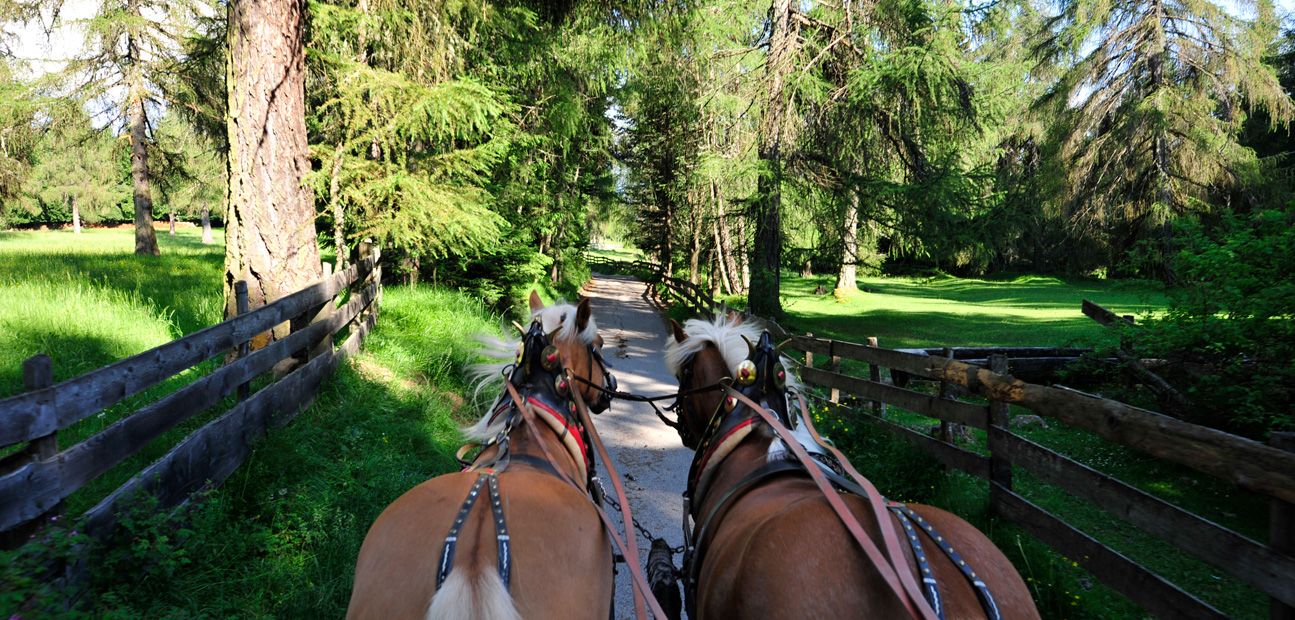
{"left": 555, "top": 374, "right": 569, "bottom": 395}
{"left": 736, "top": 360, "right": 758, "bottom": 386}
{"left": 774, "top": 363, "right": 787, "bottom": 388}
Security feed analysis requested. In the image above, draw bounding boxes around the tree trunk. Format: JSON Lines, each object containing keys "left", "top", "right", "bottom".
{"left": 748, "top": 0, "right": 795, "bottom": 318}
{"left": 71, "top": 196, "right": 81, "bottom": 234}
{"left": 128, "top": 15, "right": 160, "bottom": 257}
{"left": 223, "top": 0, "right": 322, "bottom": 344}
{"left": 837, "top": 189, "right": 859, "bottom": 290}
{"left": 169, "top": 209, "right": 176, "bottom": 235}
{"left": 715, "top": 188, "right": 741, "bottom": 295}
{"left": 201, "top": 206, "right": 213, "bottom": 244}
{"left": 689, "top": 203, "right": 701, "bottom": 285}
{"left": 738, "top": 216, "right": 750, "bottom": 291}
{"left": 713, "top": 220, "right": 733, "bottom": 296}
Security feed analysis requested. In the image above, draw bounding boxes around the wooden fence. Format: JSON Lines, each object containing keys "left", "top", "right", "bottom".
{"left": 586, "top": 254, "right": 1295, "bottom": 620}
{"left": 0, "top": 244, "right": 383, "bottom": 567}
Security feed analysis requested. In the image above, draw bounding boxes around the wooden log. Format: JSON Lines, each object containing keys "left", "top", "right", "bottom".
{"left": 308, "top": 262, "right": 336, "bottom": 361}
{"left": 991, "top": 483, "right": 1229, "bottom": 620}
{"left": 987, "top": 354, "right": 1012, "bottom": 492}
{"left": 921, "top": 355, "right": 1295, "bottom": 504}
{"left": 799, "top": 368, "right": 989, "bottom": 429}
{"left": 0, "top": 257, "right": 372, "bottom": 448}
{"left": 867, "top": 337, "right": 885, "bottom": 418}
{"left": 994, "top": 428, "right": 1295, "bottom": 606}
{"left": 1274, "top": 432, "right": 1295, "bottom": 620}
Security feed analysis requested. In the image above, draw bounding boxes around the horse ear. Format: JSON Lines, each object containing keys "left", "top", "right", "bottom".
{"left": 575, "top": 297, "right": 592, "bottom": 331}
{"left": 529, "top": 290, "right": 544, "bottom": 313}
{"left": 670, "top": 319, "right": 688, "bottom": 343}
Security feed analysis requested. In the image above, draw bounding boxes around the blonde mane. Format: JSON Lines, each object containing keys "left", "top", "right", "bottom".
{"left": 663, "top": 314, "right": 800, "bottom": 391}
{"left": 463, "top": 300, "right": 598, "bottom": 440}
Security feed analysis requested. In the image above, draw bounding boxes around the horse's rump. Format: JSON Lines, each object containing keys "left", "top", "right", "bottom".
{"left": 348, "top": 470, "right": 614, "bottom": 620}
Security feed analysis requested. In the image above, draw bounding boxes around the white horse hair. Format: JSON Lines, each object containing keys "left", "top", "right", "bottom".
{"left": 425, "top": 568, "right": 522, "bottom": 620}
{"left": 463, "top": 300, "right": 598, "bottom": 441}
{"left": 662, "top": 313, "right": 818, "bottom": 460}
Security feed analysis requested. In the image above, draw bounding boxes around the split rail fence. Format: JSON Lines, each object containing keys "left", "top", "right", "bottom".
{"left": 0, "top": 244, "right": 383, "bottom": 575}
{"left": 587, "top": 254, "right": 1295, "bottom": 620}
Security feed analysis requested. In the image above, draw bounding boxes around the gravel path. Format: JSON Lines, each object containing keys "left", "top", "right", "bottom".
{"left": 583, "top": 274, "right": 691, "bottom": 619}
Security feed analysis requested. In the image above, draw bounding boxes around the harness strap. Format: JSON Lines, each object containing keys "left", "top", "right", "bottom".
{"left": 436, "top": 473, "right": 512, "bottom": 591}
{"left": 505, "top": 381, "right": 669, "bottom": 620}
{"left": 889, "top": 503, "right": 1004, "bottom": 620}
{"left": 888, "top": 503, "right": 944, "bottom": 619}
{"left": 684, "top": 460, "right": 804, "bottom": 609}
{"left": 723, "top": 385, "right": 940, "bottom": 620}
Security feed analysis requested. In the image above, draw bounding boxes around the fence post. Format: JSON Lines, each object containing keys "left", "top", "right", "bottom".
{"left": 805, "top": 333, "right": 814, "bottom": 369}
{"left": 938, "top": 346, "right": 956, "bottom": 443}
{"left": 829, "top": 341, "right": 840, "bottom": 404}
{"left": 988, "top": 354, "right": 1013, "bottom": 493}
{"left": 0, "top": 355, "right": 59, "bottom": 549}
{"left": 1273, "top": 432, "right": 1295, "bottom": 620}
{"left": 867, "top": 337, "right": 886, "bottom": 417}
{"left": 308, "top": 262, "right": 335, "bottom": 361}
{"left": 235, "top": 280, "right": 250, "bottom": 402}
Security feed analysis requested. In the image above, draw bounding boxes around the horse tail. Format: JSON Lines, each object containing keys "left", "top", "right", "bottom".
{"left": 425, "top": 569, "right": 522, "bottom": 620}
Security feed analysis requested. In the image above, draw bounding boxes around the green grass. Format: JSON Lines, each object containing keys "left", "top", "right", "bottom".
{"left": 776, "top": 271, "right": 1164, "bottom": 349}
{"left": 5, "top": 284, "right": 501, "bottom": 618}
{"left": 587, "top": 247, "right": 645, "bottom": 263}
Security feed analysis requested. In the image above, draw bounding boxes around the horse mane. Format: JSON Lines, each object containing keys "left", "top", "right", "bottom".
{"left": 463, "top": 300, "right": 598, "bottom": 441}
{"left": 663, "top": 314, "right": 799, "bottom": 391}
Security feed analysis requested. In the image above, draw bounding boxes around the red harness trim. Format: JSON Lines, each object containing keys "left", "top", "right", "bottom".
{"left": 691, "top": 418, "right": 756, "bottom": 490}
{"left": 527, "top": 398, "right": 591, "bottom": 470}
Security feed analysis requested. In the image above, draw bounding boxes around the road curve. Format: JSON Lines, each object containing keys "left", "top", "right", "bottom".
{"left": 582, "top": 274, "right": 692, "bottom": 619}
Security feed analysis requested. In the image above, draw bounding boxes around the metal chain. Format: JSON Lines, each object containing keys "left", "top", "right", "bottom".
{"left": 603, "top": 479, "right": 687, "bottom": 555}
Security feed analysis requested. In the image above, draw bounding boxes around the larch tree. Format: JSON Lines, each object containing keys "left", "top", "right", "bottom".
{"left": 40, "top": 0, "right": 206, "bottom": 255}
{"left": 223, "top": 0, "right": 321, "bottom": 336}
{"left": 1034, "top": 0, "right": 1294, "bottom": 275}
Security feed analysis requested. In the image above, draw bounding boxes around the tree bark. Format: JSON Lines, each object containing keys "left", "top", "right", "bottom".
{"left": 837, "top": 189, "right": 859, "bottom": 290}
{"left": 689, "top": 198, "right": 701, "bottom": 285}
{"left": 128, "top": 11, "right": 160, "bottom": 257}
{"left": 71, "top": 196, "right": 81, "bottom": 234}
{"left": 201, "top": 206, "right": 213, "bottom": 244}
{"left": 169, "top": 208, "right": 176, "bottom": 235}
{"left": 748, "top": 0, "right": 794, "bottom": 317}
{"left": 223, "top": 0, "right": 323, "bottom": 343}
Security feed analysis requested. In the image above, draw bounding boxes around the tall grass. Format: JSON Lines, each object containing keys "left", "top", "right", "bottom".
{"left": 70, "top": 285, "right": 502, "bottom": 618}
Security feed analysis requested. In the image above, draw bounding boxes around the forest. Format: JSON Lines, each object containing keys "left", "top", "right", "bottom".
{"left": 2, "top": 0, "right": 1294, "bottom": 616}
{"left": 3, "top": 0, "right": 1293, "bottom": 435}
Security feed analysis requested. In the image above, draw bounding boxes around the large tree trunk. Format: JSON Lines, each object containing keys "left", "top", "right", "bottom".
{"left": 128, "top": 18, "right": 160, "bottom": 257}
{"left": 201, "top": 206, "right": 213, "bottom": 244}
{"left": 169, "top": 208, "right": 176, "bottom": 235}
{"left": 748, "top": 0, "right": 794, "bottom": 317}
{"left": 689, "top": 199, "right": 701, "bottom": 285}
{"left": 223, "top": 0, "right": 322, "bottom": 342}
{"left": 837, "top": 189, "right": 859, "bottom": 290}
{"left": 71, "top": 196, "right": 81, "bottom": 234}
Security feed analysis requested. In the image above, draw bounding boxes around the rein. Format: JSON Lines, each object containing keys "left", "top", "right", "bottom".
{"left": 722, "top": 385, "right": 941, "bottom": 620}
{"left": 500, "top": 359, "right": 670, "bottom": 620}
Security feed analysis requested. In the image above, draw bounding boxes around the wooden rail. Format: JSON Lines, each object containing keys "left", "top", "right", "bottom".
{"left": 588, "top": 253, "right": 1295, "bottom": 620}
{"left": 0, "top": 245, "right": 383, "bottom": 551}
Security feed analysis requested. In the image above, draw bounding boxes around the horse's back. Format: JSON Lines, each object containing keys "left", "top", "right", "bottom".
{"left": 347, "top": 470, "right": 613, "bottom": 620}
{"left": 698, "top": 480, "right": 1038, "bottom": 620}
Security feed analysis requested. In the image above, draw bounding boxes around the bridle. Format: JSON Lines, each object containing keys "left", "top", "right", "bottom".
{"left": 454, "top": 317, "right": 670, "bottom": 620}
{"left": 664, "top": 332, "right": 1003, "bottom": 620}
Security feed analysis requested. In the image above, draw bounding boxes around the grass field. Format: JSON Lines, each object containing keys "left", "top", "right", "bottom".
{"left": 772, "top": 272, "right": 1165, "bottom": 350}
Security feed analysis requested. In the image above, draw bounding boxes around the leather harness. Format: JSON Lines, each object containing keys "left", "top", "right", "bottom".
{"left": 669, "top": 332, "right": 1003, "bottom": 620}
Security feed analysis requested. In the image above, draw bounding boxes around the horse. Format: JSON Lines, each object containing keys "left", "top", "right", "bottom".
{"left": 661, "top": 313, "right": 1041, "bottom": 620}
{"left": 347, "top": 292, "right": 619, "bottom": 620}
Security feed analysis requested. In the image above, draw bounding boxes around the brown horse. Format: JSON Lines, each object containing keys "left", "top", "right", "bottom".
{"left": 347, "top": 292, "right": 616, "bottom": 620}
{"left": 662, "top": 313, "right": 1041, "bottom": 620}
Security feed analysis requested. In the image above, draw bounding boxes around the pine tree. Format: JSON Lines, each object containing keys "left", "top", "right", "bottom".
{"left": 1034, "top": 0, "right": 1294, "bottom": 275}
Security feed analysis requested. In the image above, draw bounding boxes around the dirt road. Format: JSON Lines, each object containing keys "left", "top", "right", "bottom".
{"left": 583, "top": 274, "right": 691, "bottom": 619}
